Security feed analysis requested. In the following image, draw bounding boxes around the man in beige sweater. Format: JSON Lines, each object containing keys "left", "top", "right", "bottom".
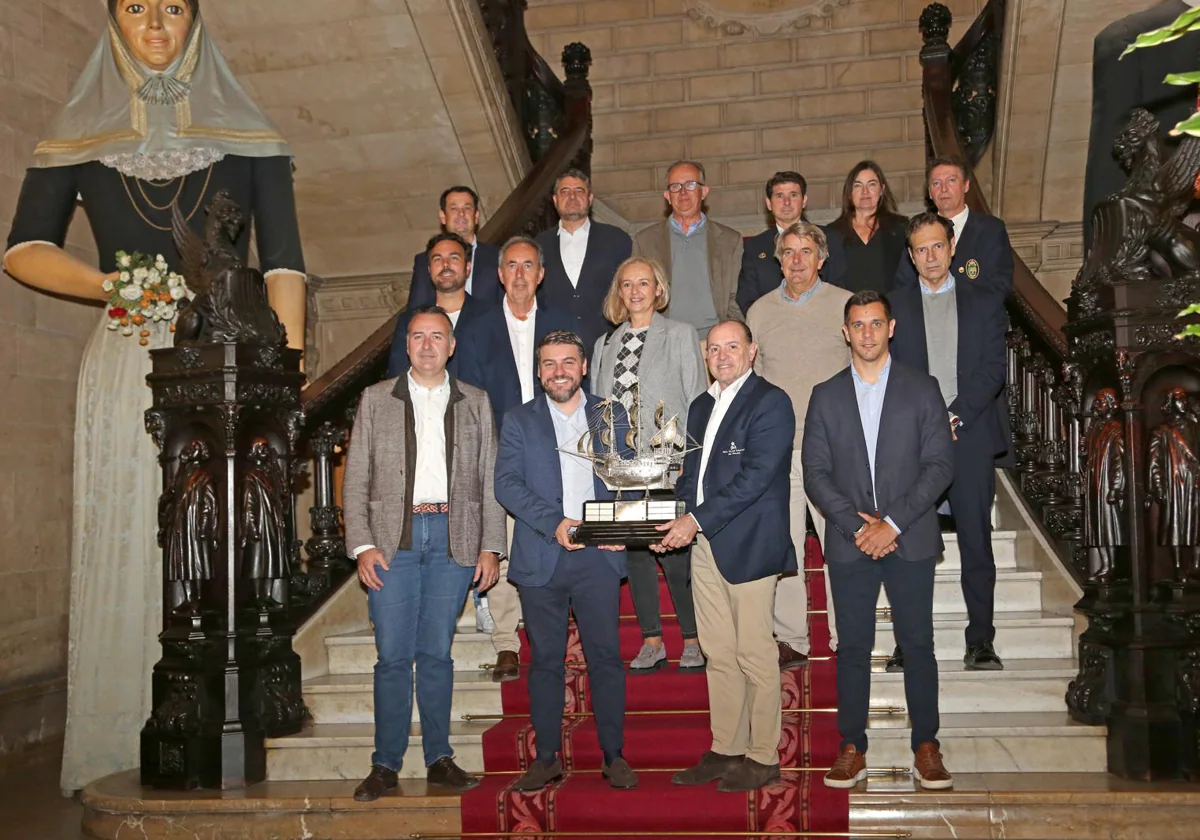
{"left": 747, "top": 222, "right": 852, "bottom": 667}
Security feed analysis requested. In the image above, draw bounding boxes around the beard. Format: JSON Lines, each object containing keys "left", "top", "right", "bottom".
{"left": 433, "top": 269, "right": 465, "bottom": 293}
{"left": 543, "top": 377, "right": 581, "bottom": 403}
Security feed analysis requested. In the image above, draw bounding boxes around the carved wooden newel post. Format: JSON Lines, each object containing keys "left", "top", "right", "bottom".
{"left": 1065, "top": 107, "right": 1200, "bottom": 779}
{"left": 140, "top": 194, "right": 306, "bottom": 789}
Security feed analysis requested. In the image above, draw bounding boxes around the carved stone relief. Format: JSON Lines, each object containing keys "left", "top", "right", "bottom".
{"left": 683, "top": 0, "right": 848, "bottom": 36}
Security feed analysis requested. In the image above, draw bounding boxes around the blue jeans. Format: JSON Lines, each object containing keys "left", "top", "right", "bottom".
{"left": 368, "top": 512, "right": 474, "bottom": 771}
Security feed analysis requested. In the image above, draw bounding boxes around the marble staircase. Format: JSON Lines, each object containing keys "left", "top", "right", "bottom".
{"left": 265, "top": 474, "right": 1106, "bottom": 782}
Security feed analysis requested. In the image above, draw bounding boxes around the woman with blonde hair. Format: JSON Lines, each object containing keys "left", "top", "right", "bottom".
{"left": 592, "top": 257, "right": 708, "bottom": 673}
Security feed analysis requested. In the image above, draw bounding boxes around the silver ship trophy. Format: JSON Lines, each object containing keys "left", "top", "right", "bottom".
{"left": 564, "top": 385, "right": 699, "bottom": 547}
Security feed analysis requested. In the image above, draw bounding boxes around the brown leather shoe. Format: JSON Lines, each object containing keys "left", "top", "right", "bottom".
{"left": 823, "top": 744, "right": 867, "bottom": 789}
{"left": 671, "top": 750, "right": 744, "bottom": 785}
{"left": 913, "top": 742, "right": 953, "bottom": 789}
{"left": 426, "top": 755, "right": 480, "bottom": 791}
{"left": 717, "top": 757, "right": 781, "bottom": 792}
{"left": 601, "top": 756, "right": 639, "bottom": 789}
{"left": 492, "top": 650, "right": 520, "bottom": 683}
{"left": 777, "top": 641, "right": 809, "bottom": 671}
{"left": 353, "top": 764, "right": 398, "bottom": 801}
{"left": 512, "top": 757, "right": 563, "bottom": 791}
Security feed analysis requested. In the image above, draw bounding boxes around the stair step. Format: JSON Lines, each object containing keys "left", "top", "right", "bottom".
{"left": 875, "top": 568, "right": 1042, "bottom": 614}
{"left": 265, "top": 722, "right": 493, "bottom": 781}
{"left": 869, "top": 658, "right": 1077, "bottom": 714}
{"left": 871, "top": 611, "right": 1075, "bottom": 660}
{"left": 863, "top": 712, "right": 1106, "bottom": 774}
{"left": 326, "top": 628, "right": 496, "bottom": 676}
{"left": 304, "top": 670, "right": 502, "bottom": 724}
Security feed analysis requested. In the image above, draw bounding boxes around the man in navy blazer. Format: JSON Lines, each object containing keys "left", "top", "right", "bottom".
{"left": 407, "top": 186, "right": 503, "bottom": 308}
{"left": 455, "top": 235, "right": 574, "bottom": 682}
{"left": 494, "top": 330, "right": 638, "bottom": 792}
{"left": 735, "top": 171, "right": 809, "bottom": 313}
{"left": 888, "top": 213, "right": 1009, "bottom": 672}
{"left": 803, "top": 290, "right": 955, "bottom": 791}
{"left": 653, "top": 320, "right": 797, "bottom": 793}
{"left": 387, "top": 233, "right": 495, "bottom": 378}
{"left": 535, "top": 169, "right": 633, "bottom": 353}
{"left": 895, "top": 157, "right": 1013, "bottom": 298}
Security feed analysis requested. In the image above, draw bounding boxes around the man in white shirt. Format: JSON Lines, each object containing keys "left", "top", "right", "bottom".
{"left": 343, "top": 306, "right": 506, "bottom": 801}
{"left": 535, "top": 169, "right": 633, "bottom": 353}
{"left": 455, "top": 237, "right": 574, "bottom": 680}
{"left": 408, "top": 186, "right": 503, "bottom": 308}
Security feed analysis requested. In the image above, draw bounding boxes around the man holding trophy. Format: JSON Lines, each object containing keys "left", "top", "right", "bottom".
{"left": 652, "top": 320, "right": 798, "bottom": 793}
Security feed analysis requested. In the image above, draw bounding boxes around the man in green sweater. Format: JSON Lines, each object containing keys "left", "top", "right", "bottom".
{"left": 747, "top": 222, "right": 852, "bottom": 667}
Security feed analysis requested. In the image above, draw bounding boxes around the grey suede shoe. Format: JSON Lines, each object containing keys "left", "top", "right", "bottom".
{"left": 678, "top": 641, "right": 706, "bottom": 672}
{"left": 629, "top": 641, "right": 667, "bottom": 673}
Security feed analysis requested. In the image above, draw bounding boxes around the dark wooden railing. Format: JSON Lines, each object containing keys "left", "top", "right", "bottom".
{"left": 919, "top": 0, "right": 1085, "bottom": 585}
{"left": 286, "top": 16, "right": 594, "bottom": 624}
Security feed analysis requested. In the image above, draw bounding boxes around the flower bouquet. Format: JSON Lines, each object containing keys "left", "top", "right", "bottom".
{"left": 104, "top": 251, "right": 192, "bottom": 346}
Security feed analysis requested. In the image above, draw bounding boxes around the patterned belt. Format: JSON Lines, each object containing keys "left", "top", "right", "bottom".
{"left": 413, "top": 503, "right": 450, "bottom": 514}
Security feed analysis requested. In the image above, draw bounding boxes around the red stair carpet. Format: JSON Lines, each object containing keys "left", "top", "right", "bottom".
{"left": 460, "top": 536, "right": 848, "bottom": 838}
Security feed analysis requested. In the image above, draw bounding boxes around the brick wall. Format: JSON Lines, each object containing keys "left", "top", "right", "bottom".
{"left": 527, "top": 0, "right": 986, "bottom": 230}
{"left": 0, "top": 0, "right": 108, "bottom": 749}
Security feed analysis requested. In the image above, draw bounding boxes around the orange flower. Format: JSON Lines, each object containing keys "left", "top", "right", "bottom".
{"left": 131, "top": 314, "right": 145, "bottom": 326}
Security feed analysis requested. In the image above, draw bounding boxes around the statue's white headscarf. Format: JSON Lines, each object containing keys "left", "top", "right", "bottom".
{"left": 34, "top": 11, "right": 290, "bottom": 181}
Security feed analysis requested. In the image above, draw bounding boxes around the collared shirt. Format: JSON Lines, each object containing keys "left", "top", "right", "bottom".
{"left": 949, "top": 206, "right": 969, "bottom": 245}
{"left": 558, "top": 218, "right": 591, "bottom": 288}
{"left": 919, "top": 274, "right": 957, "bottom": 296}
{"left": 697, "top": 368, "right": 753, "bottom": 507}
{"left": 779, "top": 278, "right": 823, "bottom": 306}
{"left": 465, "top": 239, "right": 477, "bottom": 296}
{"left": 669, "top": 212, "right": 707, "bottom": 238}
{"left": 850, "top": 356, "right": 901, "bottom": 534}
{"left": 503, "top": 296, "right": 538, "bottom": 404}
{"left": 447, "top": 308, "right": 462, "bottom": 329}
{"left": 410, "top": 370, "right": 452, "bottom": 505}
{"left": 548, "top": 395, "right": 596, "bottom": 520}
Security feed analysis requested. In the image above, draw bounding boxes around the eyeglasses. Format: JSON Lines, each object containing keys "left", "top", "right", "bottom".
{"left": 667, "top": 180, "right": 703, "bottom": 193}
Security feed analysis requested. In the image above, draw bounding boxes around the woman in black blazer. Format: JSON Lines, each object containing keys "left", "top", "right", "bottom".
{"left": 821, "top": 160, "right": 908, "bottom": 294}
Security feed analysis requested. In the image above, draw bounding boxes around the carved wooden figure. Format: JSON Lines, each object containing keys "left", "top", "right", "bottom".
{"left": 165, "top": 440, "right": 218, "bottom": 615}
{"left": 1148, "top": 386, "right": 1200, "bottom": 581}
{"left": 1083, "top": 388, "right": 1127, "bottom": 581}
{"left": 239, "top": 438, "right": 291, "bottom": 609}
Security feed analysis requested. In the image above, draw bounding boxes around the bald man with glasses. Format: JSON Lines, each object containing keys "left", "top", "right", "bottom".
{"left": 633, "top": 160, "right": 744, "bottom": 340}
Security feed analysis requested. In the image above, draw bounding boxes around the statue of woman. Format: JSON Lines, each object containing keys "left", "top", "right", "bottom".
{"left": 2, "top": 1, "right": 306, "bottom": 793}
{"left": 239, "top": 438, "right": 291, "bottom": 610}
{"left": 1083, "top": 388, "right": 1127, "bottom": 582}
{"left": 1148, "top": 387, "right": 1200, "bottom": 581}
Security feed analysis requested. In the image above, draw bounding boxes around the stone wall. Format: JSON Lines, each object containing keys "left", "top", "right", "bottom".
{"left": 526, "top": 0, "right": 987, "bottom": 231}
{"left": 0, "top": 0, "right": 108, "bottom": 752}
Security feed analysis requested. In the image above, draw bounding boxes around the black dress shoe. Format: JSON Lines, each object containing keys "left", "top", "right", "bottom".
{"left": 885, "top": 645, "right": 904, "bottom": 673}
{"left": 717, "top": 757, "right": 781, "bottom": 792}
{"left": 671, "top": 751, "right": 744, "bottom": 785}
{"left": 426, "top": 755, "right": 480, "bottom": 791}
{"left": 513, "top": 757, "right": 563, "bottom": 791}
{"left": 353, "top": 764, "right": 398, "bottom": 801}
{"left": 601, "top": 756, "right": 639, "bottom": 789}
{"left": 964, "top": 640, "right": 1004, "bottom": 671}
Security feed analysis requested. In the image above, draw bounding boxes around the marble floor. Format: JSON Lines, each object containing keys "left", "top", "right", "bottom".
{"left": 0, "top": 741, "right": 85, "bottom": 840}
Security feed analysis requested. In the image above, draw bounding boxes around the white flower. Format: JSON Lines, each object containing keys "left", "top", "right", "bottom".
{"left": 118, "top": 254, "right": 131, "bottom": 268}
{"left": 101, "top": 279, "right": 114, "bottom": 293}
{"left": 120, "top": 271, "right": 131, "bottom": 282}
{"left": 119, "top": 285, "right": 142, "bottom": 301}
{"left": 121, "top": 325, "right": 134, "bottom": 336}
{"left": 161, "top": 304, "right": 176, "bottom": 320}
{"left": 132, "top": 267, "right": 148, "bottom": 281}
{"left": 170, "top": 285, "right": 187, "bottom": 300}
{"left": 107, "top": 320, "right": 119, "bottom": 331}
{"left": 147, "top": 269, "right": 161, "bottom": 284}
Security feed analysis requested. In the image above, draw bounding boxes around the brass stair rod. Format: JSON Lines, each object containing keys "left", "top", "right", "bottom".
{"left": 479, "top": 766, "right": 912, "bottom": 777}
{"left": 462, "top": 706, "right": 905, "bottom": 721}
{"left": 483, "top": 655, "right": 891, "bottom": 669}
{"left": 615, "top": 609, "right": 891, "bottom": 618}
{"left": 410, "top": 832, "right": 912, "bottom": 839}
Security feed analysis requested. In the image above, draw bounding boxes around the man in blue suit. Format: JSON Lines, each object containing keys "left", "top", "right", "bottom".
{"left": 653, "top": 320, "right": 797, "bottom": 793}
{"left": 456, "top": 235, "right": 574, "bottom": 682}
{"left": 387, "top": 233, "right": 495, "bottom": 378}
{"left": 494, "top": 330, "right": 638, "bottom": 792}
{"left": 887, "top": 213, "right": 1009, "bottom": 672}
{"left": 803, "top": 290, "right": 955, "bottom": 791}
{"left": 735, "top": 170, "right": 809, "bottom": 313}
{"left": 407, "top": 186, "right": 503, "bottom": 308}
{"left": 895, "top": 156, "right": 1013, "bottom": 298}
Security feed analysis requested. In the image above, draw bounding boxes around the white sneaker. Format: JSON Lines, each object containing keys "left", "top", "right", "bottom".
{"left": 475, "top": 596, "right": 495, "bottom": 634}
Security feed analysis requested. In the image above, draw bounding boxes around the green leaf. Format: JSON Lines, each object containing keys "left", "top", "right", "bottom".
{"left": 1177, "top": 325, "right": 1200, "bottom": 340}
{"left": 1164, "top": 71, "right": 1200, "bottom": 86}
{"left": 1121, "top": 6, "right": 1200, "bottom": 57}
{"left": 1179, "top": 303, "right": 1200, "bottom": 317}
{"left": 1168, "top": 111, "right": 1200, "bottom": 136}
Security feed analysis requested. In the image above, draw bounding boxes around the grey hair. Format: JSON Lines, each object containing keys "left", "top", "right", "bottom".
{"left": 774, "top": 221, "right": 829, "bottom": 263}
{"left": 498, "top": 235, "right": 544, "bottom": 270}
{"left": 666, "top": 159, "right": 706, "bottom": 184}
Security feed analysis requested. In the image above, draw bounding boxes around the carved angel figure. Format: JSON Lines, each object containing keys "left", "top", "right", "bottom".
{"left": 239, "top": 438, "right": 291, "bottom": 609}
{"left": 172, "top": 191, "right": 287, "bottom": 347}
{"left": 1148, "top": 387, "right": 1200, "bottom": 581}
{"left": 1077, "top": 108, "right": 1200, "bottom": 288}
{"left": 165, "top": 440, "right": 218, "bottom": 615}
{"left": 1083, "top": 388, "right": 1127, "bottom": 582}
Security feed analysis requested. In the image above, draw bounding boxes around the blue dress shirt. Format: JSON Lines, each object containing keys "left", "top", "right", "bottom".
{"left": 850, "top": 355, "right": 901, "bottom": 534}
{"left": 547, "top": 395, "right": 597, "bottom": 520}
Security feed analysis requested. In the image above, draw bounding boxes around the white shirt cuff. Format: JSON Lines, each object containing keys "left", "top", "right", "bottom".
{"left": 883, "top": 517, "right": 901, "bottom": 536}
{"left": 688, "top": 513, "right": 702, "bottom": 532}
{"left": 351, "top": 544, "right": 376, "bottom": 559}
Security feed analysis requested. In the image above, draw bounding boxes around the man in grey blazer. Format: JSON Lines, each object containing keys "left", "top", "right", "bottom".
{"left": 344, "top": 305, "right": 506, "bottom": 801}
{"left": 633, "top": 160, "right": 744, "bottom": 339}
{"left": 803, "top": 291, "right": 955, "bottom": 791}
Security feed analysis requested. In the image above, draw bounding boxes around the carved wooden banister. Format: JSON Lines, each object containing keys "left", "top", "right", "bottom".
{"left": 283, "top": 22, "right": 593, "bottom": 625}
{"left": 920, "top": 1, "right": 1085, "bottom": 584}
